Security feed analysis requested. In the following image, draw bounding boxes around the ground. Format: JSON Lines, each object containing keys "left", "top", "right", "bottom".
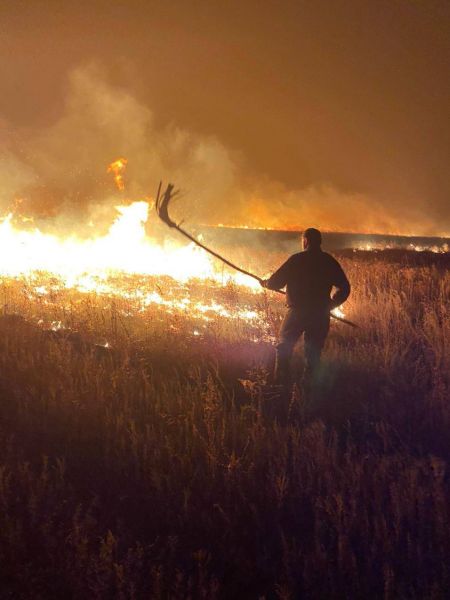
{"left": 0, "top": 251, "right": 448, "bottom": 598}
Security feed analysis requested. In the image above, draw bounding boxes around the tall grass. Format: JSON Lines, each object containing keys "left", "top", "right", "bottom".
{"left": 0, "top": 252, "right": 448, "bottom": 598}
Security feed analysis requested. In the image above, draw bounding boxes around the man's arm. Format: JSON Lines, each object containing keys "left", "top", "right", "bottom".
{"left": 330, "top": 260, "right": 350, "bottom": 308}
{"left": 261, "top": 257, "right": 293, "bottom": 290}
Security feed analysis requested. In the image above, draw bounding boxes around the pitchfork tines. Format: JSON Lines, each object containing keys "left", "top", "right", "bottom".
{"left": 155, "top": 182, "right": 179, "bottom": 228}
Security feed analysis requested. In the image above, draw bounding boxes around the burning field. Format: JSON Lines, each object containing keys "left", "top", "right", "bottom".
{"left": 0, "top": 160, "right": 448, "bottom": 598}
{"left": 2, "top": 0, "right": 450, "bottom": 593}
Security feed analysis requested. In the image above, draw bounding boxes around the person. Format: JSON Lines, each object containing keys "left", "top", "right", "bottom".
{"left": 261, "top": 228, "right": 350, "bottom": 392}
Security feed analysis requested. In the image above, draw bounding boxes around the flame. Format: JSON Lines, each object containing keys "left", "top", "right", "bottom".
{"left": 0, "top": 195, "right": 267, "bottom": 327}
{"left": 0, "top": 158, "right": 366, "bottom": 329}
{"left": 0, "top": 201, "right": 260, "bottom": 292}
{"left": 354, "top": 242, "right": 448, "bottom": 253}
{"left": 0, "top": 195, "right": 361, "bottom": 331}
{"left": 2, "top": 151, "right": 443, "bottom": 333}
{"left": 107, "top": 157, "right": 128, "bottom": 191}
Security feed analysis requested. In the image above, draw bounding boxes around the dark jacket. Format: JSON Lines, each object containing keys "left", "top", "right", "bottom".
{"left": 266, "top": 248, "right": 350, "bottom": 315}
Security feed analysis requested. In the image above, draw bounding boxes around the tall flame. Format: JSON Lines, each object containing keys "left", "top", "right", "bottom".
{"left": 107, "top": 158, "right": 128, "bottom": 191}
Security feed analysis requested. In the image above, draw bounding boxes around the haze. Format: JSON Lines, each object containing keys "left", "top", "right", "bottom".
{"left": 0, "top": 1, "right": 449, "bottom": 236}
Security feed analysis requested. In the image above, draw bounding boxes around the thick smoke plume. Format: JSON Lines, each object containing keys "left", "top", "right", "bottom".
{"left": 0, "top": 65, "right": 447, "bottom": 238}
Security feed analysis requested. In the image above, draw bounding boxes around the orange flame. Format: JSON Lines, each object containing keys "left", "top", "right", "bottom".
{"left": 107, "top": 158, "right": 128, "bottom": 191}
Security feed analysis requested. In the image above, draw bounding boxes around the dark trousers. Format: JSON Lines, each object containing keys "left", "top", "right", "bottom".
{"left": 275, "top": 309, "right": 330, "bottom": 387}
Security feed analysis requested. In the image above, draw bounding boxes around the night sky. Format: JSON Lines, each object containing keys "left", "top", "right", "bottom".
{"left": 1, "top": 1, "right": 449, "bottom": 235}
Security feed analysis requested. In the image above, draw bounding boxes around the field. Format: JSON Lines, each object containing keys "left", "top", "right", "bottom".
{"left": 0, "top": 250, "right": 448, "bottom": 599}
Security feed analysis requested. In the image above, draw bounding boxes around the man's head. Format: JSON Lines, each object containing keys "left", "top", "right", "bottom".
{"left": 302, "top": 228, "right": 322, "bottom": 251}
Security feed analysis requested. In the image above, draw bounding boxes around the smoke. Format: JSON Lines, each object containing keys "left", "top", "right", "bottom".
{"left": 0, "top": 64, "right": 447, "bottom": 238}
{"left": 234, "top": 180, "right": 442, "bottom": 236}
{"left": 0, "top": 64, "right": 239, "bottom": 235}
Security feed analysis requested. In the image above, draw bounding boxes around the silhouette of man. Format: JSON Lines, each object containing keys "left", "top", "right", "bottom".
{"left": 261, "top": 228, "right": 350, "bottom": 391}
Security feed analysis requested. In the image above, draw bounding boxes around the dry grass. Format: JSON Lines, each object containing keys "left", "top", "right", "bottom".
{"left": 0, "top": 252, "right": 448, "bottom": 599}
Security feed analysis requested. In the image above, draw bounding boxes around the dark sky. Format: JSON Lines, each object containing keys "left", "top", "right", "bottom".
{"left": 0, "top": 1, "right": 449, "bottom": 234}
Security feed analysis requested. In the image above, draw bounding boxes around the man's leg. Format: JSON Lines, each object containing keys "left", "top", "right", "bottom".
{"left": 274, "top": 310, "right": 303, "bottom": 386}
{"left": 303, "top": 316, "right": 330, "bottom": 393}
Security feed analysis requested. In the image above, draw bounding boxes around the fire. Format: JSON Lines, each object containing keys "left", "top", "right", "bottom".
{"left": 107, "top": 157, "right": 128, "bottom": 191}
{"left": 0, "top": 199, "right": 355, "bottom": 331}
{"left": 0, "top": 157, "right": 263, "bottom": 325}
{"left": 355, "top": 242, "right": 448, "bottom": 253}
{"left": 0, "top": 197, "right": 267, "bottom": 328}
{"left": 0, "top": 201, "right": 260, "bottom": 293}
{"left": 0, "top": 159, "right": 357, "bottom": 328}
